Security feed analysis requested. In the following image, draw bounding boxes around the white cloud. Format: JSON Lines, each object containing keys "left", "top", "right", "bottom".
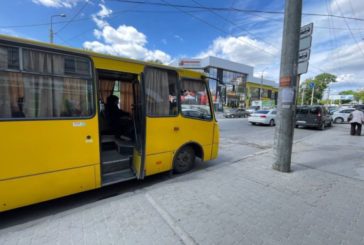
{"left": 92, "top": 4, "right": 113, "bottom": 29}
{"left": 84, "top": 4, "right": 172, "bottom": 64}
{"left": 196, "top": 35, "right": 279, "bottom": 67}
{"left": 174, "top": 35, "right": 184, "bottom": 42}
{"left": 32, "top": 0, "right": 83, "bottom": 8}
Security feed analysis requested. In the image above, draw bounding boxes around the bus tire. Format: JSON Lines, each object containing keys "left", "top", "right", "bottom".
{"left": 173, "top": 146, "right": 195, "bottom": 174}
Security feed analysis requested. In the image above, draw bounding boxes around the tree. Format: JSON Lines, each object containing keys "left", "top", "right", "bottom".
{"left": 298, "top": 73, "right": 337, "bottom": 105}
{"left": 339, "top": 90, "right": 356, "bottom": 95}
{"left": 355, "top": 90, "right": 364, "bottom": 102}
{"left": 147, "top": 59, "right": 163, "bottom": 64}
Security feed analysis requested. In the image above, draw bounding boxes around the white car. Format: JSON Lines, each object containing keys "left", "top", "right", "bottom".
{"left": 332, "top": 108, "right": 355, "bottom": 124}
{"left": 248, "top": 109, "right": 277, "bottom": 126}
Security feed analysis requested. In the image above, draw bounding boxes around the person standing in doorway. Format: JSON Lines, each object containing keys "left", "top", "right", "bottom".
{"left": 348, "top": 109, "right": 364, "bottom": 136}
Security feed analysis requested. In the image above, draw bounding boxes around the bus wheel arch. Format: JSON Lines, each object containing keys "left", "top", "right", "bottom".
{"left": 173, "top": 142, "right": 203, "bottom": 173}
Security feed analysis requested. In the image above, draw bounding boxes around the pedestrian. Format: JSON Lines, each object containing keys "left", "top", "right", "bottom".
{"left": 348, "top": 109, "right": 364, "bottom": 136}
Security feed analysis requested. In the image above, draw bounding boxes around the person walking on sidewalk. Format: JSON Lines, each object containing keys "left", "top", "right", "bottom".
{"left": 348, "top": 109, "right": 364, "bottom": 136}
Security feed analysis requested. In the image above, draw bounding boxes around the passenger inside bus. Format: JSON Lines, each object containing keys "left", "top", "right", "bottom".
{"left": 105, "top": 95, "right": 133, "bottom": 140}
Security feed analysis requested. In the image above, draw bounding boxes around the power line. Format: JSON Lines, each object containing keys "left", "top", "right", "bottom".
{"left": 159, "top": 0, "right": 277, "bottom": 57}
{"left": 56, "top": 0, "right": 90, "bottom": 34}
{"left": 106, "top": 0, "right": 364, "bottom": 22}
{"left": 2, "top": 1, "right": 364, "bottom": 30}
{"left": 0, "top": 9, "right": 209, "bottom": 29}
{"left": 189, "top": 0, "right": 279, "bottom": 52}
{"left": 333, "top": 0, "right": 364, "bottom": 57}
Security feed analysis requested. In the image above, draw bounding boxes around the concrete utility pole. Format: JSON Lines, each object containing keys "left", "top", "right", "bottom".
{"left": 310, "top": 86, "right": 315, "bottom": 105}
{"left": 273, "top": 0, "right": 302, "bottom": 173}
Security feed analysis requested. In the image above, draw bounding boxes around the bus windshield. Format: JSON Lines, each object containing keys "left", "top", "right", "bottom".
{"left": 180, "top": 79, "right": 212, "bottom": 120}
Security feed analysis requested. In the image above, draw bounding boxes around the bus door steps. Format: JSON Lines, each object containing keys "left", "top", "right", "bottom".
{"left": 102, "top": 169, "right": 136, "bottom": 186}
{"left": 102, "top": 157, "right": 131, "bottom": 174}
{"left": 101, "top": 151, "right": 131, "bottom": 174}
{"left": 114, "top": 140, "right": 134, "bottom": 155}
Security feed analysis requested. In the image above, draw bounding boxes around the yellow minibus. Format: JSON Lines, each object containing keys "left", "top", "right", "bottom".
{"left": 0, "top": 35, "right": 219, "bottom": 212}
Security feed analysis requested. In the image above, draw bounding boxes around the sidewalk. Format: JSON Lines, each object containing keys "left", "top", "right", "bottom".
{"left": 1, "top": 125, "right": 364, "bottom": 245}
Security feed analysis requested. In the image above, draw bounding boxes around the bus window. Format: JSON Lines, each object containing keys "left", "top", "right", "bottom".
{"left": 181, "top": 79, "right": 212, "bottom": 120}
{"left": 0, "top": 46, "right": 94, "bottom": 119}
{"left": 144, "top": 67, "right": 178, "bottom": 116}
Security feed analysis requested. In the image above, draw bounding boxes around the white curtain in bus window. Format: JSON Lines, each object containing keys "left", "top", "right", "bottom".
{"left": 0, "top": 46, "right": 24, "bottom": 118}
{"left": 145, "top": 68, "right": 177, "bottom": 116}
{"left": 181, "top": 80, "right": 211, "bottom": 120}
{"left": 0, "top": 47, "right": 94, "bottom": 119}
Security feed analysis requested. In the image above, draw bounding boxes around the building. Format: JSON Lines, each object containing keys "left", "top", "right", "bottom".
{"left": 173, "top": 56, "right": 278, "bottom": 109}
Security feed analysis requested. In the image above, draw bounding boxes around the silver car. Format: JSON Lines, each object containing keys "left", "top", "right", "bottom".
{"left": 332, "top": 108, "right": 355, "bottom": 124}
{"left": 248, "top": 109, "right": 277, "bottom": 126}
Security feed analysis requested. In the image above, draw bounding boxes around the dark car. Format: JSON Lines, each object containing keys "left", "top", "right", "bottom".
{"left": 295, "top": 105, "right": 333, "bottom": 130}
{"left": 353, "top": 104, "right": 364, "bottom": 111}
{"left": 224, "top": 108, "right": 250, "bottom": 118}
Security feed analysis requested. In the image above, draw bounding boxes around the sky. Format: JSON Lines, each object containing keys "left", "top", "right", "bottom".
{"left": 0, "top": 0, "right": 363, "bottom": 94}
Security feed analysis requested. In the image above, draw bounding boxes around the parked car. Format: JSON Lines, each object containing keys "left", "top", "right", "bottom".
{"left": 353, "top": 104, "right": 364, "bottom": 111}
{"left": 224, "top": 108, "right": 250, "bottom": 118}
{"left": 327, "top": 106, "right": 338, "bottom": 115}
{"left": 246, "top": 106, "right": 260, "bottom": 114}
{"left": 248, "top": 109, "right": 277, "bottom": 126}
{"left": 332, "top": 108, "right": 355, "bottom": 123}
{"left": 296, "top": 105, "right": 333, "bottom": 130}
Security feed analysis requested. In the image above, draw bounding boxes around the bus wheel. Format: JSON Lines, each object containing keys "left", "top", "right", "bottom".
{"left": 173, "top": 146, "right": 195, "bottom": 174}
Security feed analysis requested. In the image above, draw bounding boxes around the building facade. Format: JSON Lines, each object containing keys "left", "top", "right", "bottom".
{"left": 174, "top": 56, "right": 278, "bottom": 109}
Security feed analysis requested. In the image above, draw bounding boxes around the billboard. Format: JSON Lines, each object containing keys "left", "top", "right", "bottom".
{"left": 329, "top": 95, "right": 354, "bottom": 100}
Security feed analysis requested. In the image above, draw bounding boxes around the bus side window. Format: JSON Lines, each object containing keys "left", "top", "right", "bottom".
{"left": 144, "top": 67, "right": 178, "bottom": 117}
{"left": 0, "top": 46, "right": 94, "bottom": 120}
{"left": 180, "top": 79, "right": 212, "bottom": 120}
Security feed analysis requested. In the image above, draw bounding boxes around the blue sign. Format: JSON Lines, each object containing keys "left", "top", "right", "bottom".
{"left": 309, "top": 82, "right": 315, "bottom": 89}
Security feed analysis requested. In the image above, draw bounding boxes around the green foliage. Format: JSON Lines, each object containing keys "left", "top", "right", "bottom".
{"left": 339, "top": 90, "right": 355, "bottom": 95}
{"left": 338, "top": 89, "right": 364, "bottom": 102}
{"left": 356, "top": 90, "right": 364, "bottom": 102}
{"left": 297, "top": 73, "right": 337, "bottom": 105}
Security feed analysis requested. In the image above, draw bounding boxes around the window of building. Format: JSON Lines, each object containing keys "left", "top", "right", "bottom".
{"left": 268, "top": 90, "right": 272, "bottom": 99}
{"left": 261, "top": 89, "right": 268, "bottom": 98}
{"left": 181, "top": 79, "right": 212, "bottom": 120}
{"left": 144, "top": 67, "right": 178, "bottom": 116}
{"left": 250, "top": 87, "right": 260, "bottom": 99}
{"left": 0, "top": 46, "right": 94, "bottom": 119}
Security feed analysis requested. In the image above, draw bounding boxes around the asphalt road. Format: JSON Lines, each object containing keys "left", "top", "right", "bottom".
{"left": 0, "top": 117, "right": 322, "bottom": 228}
{"left": 211, "top": 117, "right": 319, "bottom": 165}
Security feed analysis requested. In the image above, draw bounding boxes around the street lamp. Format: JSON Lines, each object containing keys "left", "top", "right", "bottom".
{"left": 260, "top": 67, "right": 268, "bottom": 101}
{"left": 50, "top": 14, "right": 66, "bottom": 44}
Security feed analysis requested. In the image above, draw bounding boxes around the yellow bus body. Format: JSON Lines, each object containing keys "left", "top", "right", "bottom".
{"left": 0, "top": 35, "right": 219, "bottom": 212}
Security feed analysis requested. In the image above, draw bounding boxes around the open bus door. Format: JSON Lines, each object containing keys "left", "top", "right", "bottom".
{"left": 131, "top": 74, "right": 146, "bottom": 179}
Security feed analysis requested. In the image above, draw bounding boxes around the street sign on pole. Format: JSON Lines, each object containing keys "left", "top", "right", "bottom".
{"left": 297, "top": 23, "right": 313, "bottom": 75}
{"left": 309, "top": 82, "right": 315, "bottom": 89}
{"left": 298, "top": 61, "right": 309, "bottom": 75}
{"left": 298, "top": 49, "right": 310, "bottom": 63}
{"left": 300, "top": 23, "right": 313, "bottom": 38}
{"left": 299, "top": 36, "right": 312, "bottom": 51}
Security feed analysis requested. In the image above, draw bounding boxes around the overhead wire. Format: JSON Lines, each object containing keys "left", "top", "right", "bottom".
{"left": 189, "top": 0, "right": 279, "bottom": 52}
{"left": 333, "top": 0, "right": 364, "bottom": 57}
{"left": 56, "top": 0, "right": 90, "bottom": 34}
{"left": 159, "top": 0, "right": 277, "bottom": 57}
{"left": 106, "top": 0, "right": 364, "bottom": 22}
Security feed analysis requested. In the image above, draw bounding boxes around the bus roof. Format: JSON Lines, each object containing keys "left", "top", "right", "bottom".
{"left": 0, "top": 34, "right": 204, "bottom": 78}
